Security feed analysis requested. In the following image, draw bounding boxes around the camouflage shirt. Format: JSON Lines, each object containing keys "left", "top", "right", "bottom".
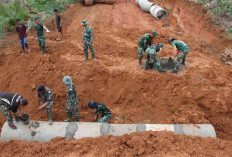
{"left": 145, "top": 48, "right": 157, "bottom": 57}
{"left": 82, "top": 26, "right": 93, "bottom": 44}
{"left": 138, "top": 34, "right": 154, "bottom": 50}
{"left": 35, "top": 24, "right": 44, "bottom": 37}
{"left": 95, "top": 104, "right": 111, "bottom": 117}
{"left": 37, "top": 87, "right": 54, "bottom": 103}
{"left": 172, "top": 40, "right": 190, "bottom": 52}
{"left": 149, "top": 44, "right": 162, "bottom": 52}
{"left": 66, "top": 84, "right": 78, "bottom": 106}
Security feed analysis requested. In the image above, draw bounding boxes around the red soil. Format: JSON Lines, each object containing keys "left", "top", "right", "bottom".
{"left": 0, "top": 0, "right": 232, "bottom": 155}
{"left": 1, "top": 131, "right": 232, "bottom": 157}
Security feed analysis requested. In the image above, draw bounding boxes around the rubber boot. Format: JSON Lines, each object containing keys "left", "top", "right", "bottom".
{"left": 9, "top": 124, "right": 17, "bottom": 129}
{"left": 48, "top": 115, "right": 53, "bottom": 125}
{"left": 181, "top": 57, "right": 186, "bottom": 65}
{"left": 42, "top": 48, "right": 47, "bottom": 56}
{"left": 74, "top": 115, "right": 79, "bottom": 122}
{"left": 170, "top": 69, "right": 178, "bottom": 73}
{"left": 91, "top": 52, "right": 97, "bottom": 61}
{"left": 139, "top": 57, "right": 143, "bottom": 68}
{"left": 65, "top": 112, "right": 72, "bottom": 122}
{"left": 47, "top": 110, "right": 53, "bottom": 125}
{"left": 82, "top": 53, "right": 88, "bottom": 61}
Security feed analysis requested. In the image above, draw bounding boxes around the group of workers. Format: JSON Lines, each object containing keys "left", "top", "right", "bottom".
{"left": 0, "top": 76, "right": 112, "bottom": 129}
{"left": 1, "top": 8, "right": 192, "bottom": 130}
{"left": 137, "top": 30, "right": 190, "bottom": 73}
{"left": 15, "top": 9, "right": 96, "bottom": 61}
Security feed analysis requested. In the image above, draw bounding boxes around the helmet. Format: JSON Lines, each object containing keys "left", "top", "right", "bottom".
{"left": 21, "top": 99, "right": 28, "bottom": 106}
{"left": 168, "top": 37, "right": 175, "bottom": 43}
{"left": 88, "top": 101, "right": 96, "bottom": 109}
{"left": 37, "top": 85, "right": 45, "bottom": 92}
{"left": 63, "top": 76, "right": 73, "bottom": 85}
{"left": 81, "top": 20, "right": 88, "bottom": 25}
{"left": 151, "top": 30, "right": 158, "bottom": 37}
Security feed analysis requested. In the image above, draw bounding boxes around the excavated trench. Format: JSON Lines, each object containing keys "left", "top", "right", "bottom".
{"left": 147, "top": 57, "right": 184, "bottom": 71}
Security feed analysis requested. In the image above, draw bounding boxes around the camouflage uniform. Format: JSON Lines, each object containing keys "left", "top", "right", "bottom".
{"left": 63, "top": 76, "right": 79, "bottom": 122}
{"left": 35, "top": 23, "right": 46, "bottom": 54}
{"left": 0, "top": 99, "right": 14, "bottom": 126}
{"left": 144, "top": 45, "right": 161, "bottom": 71}
{"left": 37, "top": 87, "right": 54, "bottom": 121}
{"left": 172, "top": 40, "right": 190, "bottom": 72}
{"left": 138, "top": 32, "right": 157, "bottom": 67}
{"left": 95, "top": 104, "right": 112, "bottom": 123}
{"left": 82, "top": 26, "right": 96, "bottom": 60}
{"left": 0, "top": 93, "right": 23, "bottom": 127}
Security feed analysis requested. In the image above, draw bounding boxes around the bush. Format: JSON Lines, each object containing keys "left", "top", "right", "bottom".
{"left": 0, "top": 0, "right": 80, "bottom": 39}
{"left": 0, "top": 1, "right": 29, "bottom": 31}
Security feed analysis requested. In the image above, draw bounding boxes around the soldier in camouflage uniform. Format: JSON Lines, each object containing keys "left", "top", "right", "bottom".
{"left": 88, "top": 101, "right": 112, "bottom": 123}
{"left": 138, "top": 30, "right": 158, "bottom": 68}
{"left": 81, "top": 20, "right": 97, "bottom": 61}
{"left": 168, "top": 37, "right": 190, "bottom": 73}
{"left": 63, "top": 76, "right": 79, "bottom": 122}
{"left": 0, "top": 93, "right": 28, "bottom": 129}
{"left": 37, "top": 85, "right": 54, "bottom": 125}
{"left": 144, "top": 43, "right": 166, "bottom": 73}
{"left": 35, "top": 18, "right": 51, "bottom": 56}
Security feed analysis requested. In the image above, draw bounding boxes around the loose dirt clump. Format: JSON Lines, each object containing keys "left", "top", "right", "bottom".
{"left": 1, "top": 132, "right": 232, "bottom": 157}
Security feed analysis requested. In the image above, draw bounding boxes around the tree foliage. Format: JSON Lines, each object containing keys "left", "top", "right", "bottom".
{"left": 0, "top": 0, "right": 80, "bottom": 39}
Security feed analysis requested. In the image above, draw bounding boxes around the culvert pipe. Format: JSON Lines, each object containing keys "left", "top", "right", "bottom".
{"left": 0, "top": 121, "right": 216, "bottom": 142}
{"left": 136, "top": 0, "right": 168, "bottom": 20}
{"left": 150, "top": 5, "right": 168, "bottom": 20}
{"left": 138, "top": 0, "right": 155, "bottom": 12}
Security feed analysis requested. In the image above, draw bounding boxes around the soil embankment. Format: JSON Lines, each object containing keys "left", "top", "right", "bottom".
{"left": 0, "top": 0, "right": 232, "bottom": 155}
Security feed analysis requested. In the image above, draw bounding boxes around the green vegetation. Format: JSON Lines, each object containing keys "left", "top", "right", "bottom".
{"left": 0, "top": 0, "right": 80, "bottom": 39}
{"left": 212, "top": 0, "right": 232, "bottom": 16}
{"left": 196, "top": 0, "right": 232, "bottom": 17}
{"left": 0, "top": 1, "right": 28, "bottom": 39}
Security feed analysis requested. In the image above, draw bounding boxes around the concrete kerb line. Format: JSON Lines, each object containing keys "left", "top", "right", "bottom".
{"left": 0, "top": 122, "right": 217, "bottom": 142}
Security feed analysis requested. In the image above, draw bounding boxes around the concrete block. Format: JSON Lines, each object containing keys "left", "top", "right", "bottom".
{"left": 174, "top": 124, "right": 217, "bottom": 138}
{"left": 145, "top": 124, "right": 175, "bottom": 132}
{"left": 73, "top": 122, "right": 103, "bottom": 139}
{"left": 33, "top": 121, "right": 69, "bottom": 142}
{"left": 109, "top": 124, "right": 137, "bottom": 136}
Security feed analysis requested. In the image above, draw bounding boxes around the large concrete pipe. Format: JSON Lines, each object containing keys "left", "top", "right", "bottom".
{"left": 150, "top": 5, "right": 168, "bottom": 20}
{"left": 1, "top": 121, "right": 216, "bottom": 142}
{"left": 136, "top": 0, "right": 168, "bottom": 20}
{"left": 138, "top": 0, "right": 155, "bottom": 13}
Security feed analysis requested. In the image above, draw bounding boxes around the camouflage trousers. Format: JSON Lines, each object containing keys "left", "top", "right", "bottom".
{"left": 45, "top": 101, "right": 53, "bottom": 120}
{"left": 0, "top": 100, "right": 14, "bottom": 126}
{"left": 137, "top": 45, "right": 145, "bottom": 59}
{"left": 144, "top": 54, "right": 161, "bottom": 71}
{"left": 65, "top": 101, "right": 79, "bottom": 117}
{"left": 174, "top": 50, "right": 189, "bottom": 72}
{"left": 83, "top": 42, "right": 94, "bottom": 55}
{"left": 37, "top": 35, "right": 46, "bottom": 54}
{"left": 97, "top": 114, "right": 112, "bottom": 123}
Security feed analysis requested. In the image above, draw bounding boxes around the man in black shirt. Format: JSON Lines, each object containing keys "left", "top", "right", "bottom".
{"left": 0, "top": 93, "right": 28, "bottom": 129}
{"left": 53, "top": 9, "right": 63, "bottom": 41}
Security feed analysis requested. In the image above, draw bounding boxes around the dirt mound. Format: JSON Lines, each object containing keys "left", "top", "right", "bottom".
{"left": 0, "top": 0, "right": 232, "bottom": 152}
{"left": 0, "top": 131, "right": 232, "bottom": 157}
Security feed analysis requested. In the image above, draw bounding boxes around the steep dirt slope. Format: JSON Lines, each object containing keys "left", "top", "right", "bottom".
{"left": 0, "top": 0, "right": 231, "bottom": 145}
